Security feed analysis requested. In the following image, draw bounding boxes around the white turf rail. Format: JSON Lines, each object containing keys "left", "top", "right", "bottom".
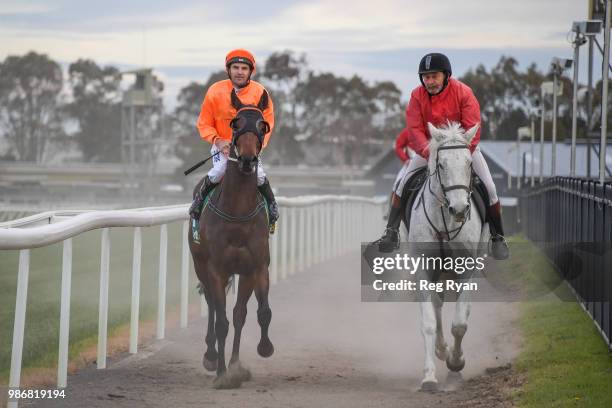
{"left": 1, "top": 195, "right": 385, "bottom": 408}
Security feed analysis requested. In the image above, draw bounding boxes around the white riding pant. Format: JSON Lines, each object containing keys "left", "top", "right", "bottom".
{"left": 394, "top": 146, "right": 498, "bottom": 205}
{"left": 207, "top": 144, "right": 266, "bottom": 186}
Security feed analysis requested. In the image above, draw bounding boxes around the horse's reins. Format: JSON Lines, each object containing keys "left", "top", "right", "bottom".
{"left": 417, "top": 144, "right": 473, "bottom": 242}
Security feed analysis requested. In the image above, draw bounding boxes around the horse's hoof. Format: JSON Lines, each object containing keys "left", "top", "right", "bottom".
{"left": 213, "top": 373, "right": 242, "bottom": 389}
{"left": 445, "top": 371, "right": 464, "bottom": 390}
{"left": 420, "top": 380, "right": 439, "bottom": 392}
{"left": 446, "top": 355, "right": 465, "bottom": 372}
{"left": 228, "top": 361, "right": 252, "bottom": 382}
{"left": 257, "top": 338, "right": 274, "bottom": 358}
{"left": 435, "top": 343, "right": 449, "bottom": 361}
{"left": 203, "top": 352, "right": 218, "bottom": 372}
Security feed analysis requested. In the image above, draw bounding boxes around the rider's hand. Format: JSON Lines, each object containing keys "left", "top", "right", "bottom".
{"left": 215, "top": 139, "right": 230, "bottom": 158}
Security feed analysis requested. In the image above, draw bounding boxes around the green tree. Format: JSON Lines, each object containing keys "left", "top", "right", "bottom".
{"left": 261, "top": 51, "right": 308, "bottom": 164}
{"left": 66, "top": 59, "right": 122, "bottom": 162}
{"left": 172, "top": 70, "right": 226, "bottom": 178}
{"left": 0, "top": 51, "right": 64, "bottom": 162}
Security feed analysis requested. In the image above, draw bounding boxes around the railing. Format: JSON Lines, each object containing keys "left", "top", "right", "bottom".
{"left": 0, "top": 195, "right": 385, "bottom": 407}
{"left": 519, "top": 177, "right": 612, "bottom": 349}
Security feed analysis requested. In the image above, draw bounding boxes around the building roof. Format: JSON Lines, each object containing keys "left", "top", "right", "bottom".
{"left": 479, "top": 140, "right": 612, "bottom": 178}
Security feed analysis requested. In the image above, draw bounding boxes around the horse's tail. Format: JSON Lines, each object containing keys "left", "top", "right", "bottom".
{"left": 196, "top": 276, "right": 235, "bottom": 296}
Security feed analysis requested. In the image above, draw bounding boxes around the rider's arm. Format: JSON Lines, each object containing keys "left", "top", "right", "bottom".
{"left": 262, "top": 93, "right": 275, "bottom": 149}
{"left": 196, "top": 90, "right": 220, "bottom": 145}
{"left": 460, "top": 86, "right": 482, "bottom": 153}
{"left": 394, "top": 129, "right": 410, "bottom": 162}
{"left": 405, "top": 92, "right": 431, "bottom": 159}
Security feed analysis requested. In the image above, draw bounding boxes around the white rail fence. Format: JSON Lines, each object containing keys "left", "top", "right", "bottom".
{"left": 0, "top": 195, "right": 384, "bottom": 406}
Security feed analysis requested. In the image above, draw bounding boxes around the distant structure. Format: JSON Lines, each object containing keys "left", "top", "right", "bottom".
{"left": 120, "top": 68, "right": 165, "bottom": 198}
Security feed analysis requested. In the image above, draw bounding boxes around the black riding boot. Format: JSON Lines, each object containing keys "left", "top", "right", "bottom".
{"left": 189, "top": 175, "right": 217, "bottom": 219}
{"left": 258, "top": 178, "right": 279, "bottom": 233}
{"left": 378, "top": 194, "right": 402, "bottom": 253}
{"left": 488, "top": 201, "right": 509, "bottom": 260}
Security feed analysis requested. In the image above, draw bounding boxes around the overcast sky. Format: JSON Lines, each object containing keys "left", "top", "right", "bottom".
{"left": 0, "top": 0, "right": 593, "bottom": 107}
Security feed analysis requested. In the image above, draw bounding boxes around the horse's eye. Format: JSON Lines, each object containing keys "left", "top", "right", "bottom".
{"left": 230, "top": 117, "right": 246, "bottom": 131}
{"left": 257, "top": 120, "right": 270, "bottom": 134}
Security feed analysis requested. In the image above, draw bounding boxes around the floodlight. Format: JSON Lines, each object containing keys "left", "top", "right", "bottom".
{"left": 551, "top": 57, "right": 573, "bottom": 70}
{"left": 572, "top": 20, "right": 602, "bottom": 36}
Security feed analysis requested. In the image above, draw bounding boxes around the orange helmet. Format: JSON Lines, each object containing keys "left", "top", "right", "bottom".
{"left": 225, "top": 49, "right": 256, "bottom": 73}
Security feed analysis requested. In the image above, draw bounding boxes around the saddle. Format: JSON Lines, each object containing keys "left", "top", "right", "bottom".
{"left": 401, "top": 169, "right": 488, "bottom": 238}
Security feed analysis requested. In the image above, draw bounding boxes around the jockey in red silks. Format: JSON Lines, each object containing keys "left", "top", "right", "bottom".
{"left": 377, "top": 53, "right": 509, "bottom": 260}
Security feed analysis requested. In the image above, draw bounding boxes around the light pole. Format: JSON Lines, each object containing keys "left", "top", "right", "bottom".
{"left": 601, "top": 0, "right": 611, "bottom": 184}
{"left": 517, "top": 126, "right": 531, "bottom": 190}
{"left": 550, "top": 57, "right": 573, "bottom": 177}
{"left": 570, "top": 29, "right": 586, "bottom": 176}
{"left": 571, "top": 20, "right": 602, "bottom": 177}
{"left": 530, "top": 110, "right": 536, "bottom": 186}
{"left": 539, "top": 81, "right": 554, "bottom": 183}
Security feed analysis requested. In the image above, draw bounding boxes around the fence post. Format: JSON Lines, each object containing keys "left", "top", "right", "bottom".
{"left": 97, "top": 228, "right": 110, "bottom": 369}
{"left": 298, "top": 206, "right": 305, "bottom": 272}
{"left": 8, "top": 249, "right": 30, "bottom": 408}
{"left": 129, "top": 227, "right": 142, "bottom": 354}
{"left": 290, "top": 207, "right": 297, "bottom": 275}
{"left": 57, "top": 239, "right": 72, "bottom": 388}
{"left": 180, "top": 220, "right": 190, "bottom": 329}
{"left": 280, "top": 208, "right": 288, "bottom": 280}
{"left": 157, "top": 224, "right": 168, "bottom": 340}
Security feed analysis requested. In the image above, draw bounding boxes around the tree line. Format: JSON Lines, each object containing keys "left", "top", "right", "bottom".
{"left": 1, "top": 51, "right": 608, "bottom": 168}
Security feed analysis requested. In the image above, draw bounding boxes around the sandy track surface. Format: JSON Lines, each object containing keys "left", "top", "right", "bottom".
{"left": 24, "top": 252, "right": 520, "bottom": 408}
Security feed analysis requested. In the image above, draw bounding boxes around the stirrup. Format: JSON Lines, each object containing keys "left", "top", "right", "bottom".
{"left": 269, "top": 222, "right": 276, "bottom": 235}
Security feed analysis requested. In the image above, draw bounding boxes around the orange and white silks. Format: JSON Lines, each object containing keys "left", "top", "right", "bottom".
{"left": 196, "top": 79, "right": 275, "bottom": 148}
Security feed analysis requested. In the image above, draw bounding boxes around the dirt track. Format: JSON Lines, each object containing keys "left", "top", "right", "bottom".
{"left": 24, "top": 252, "right": 521, "bottom": 408}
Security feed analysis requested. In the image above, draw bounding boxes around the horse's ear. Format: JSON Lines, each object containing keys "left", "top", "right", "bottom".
{"left": 464, "top": 123, "right": 480, "bottom": 144}
{"left": 427, "top": 122, "right": 444, "bottom": 143}
{"left": 231, "top": 89, "right": 244, "bottom": 110}
{"left": 257, "top": 90, "right": 269, "bottom": 111}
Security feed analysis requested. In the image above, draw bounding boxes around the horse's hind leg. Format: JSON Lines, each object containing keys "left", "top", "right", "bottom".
{"left": 446, "top": 290, "right": 471, "bottom": 372}
{"left": 200, "top": 285, "right": 218, "bottom": 371}
{"left": 254, "top": 268, "right": 274, "bottom": 358}
{"left": 227, "top": 275, "right": 254, "bottom": 383}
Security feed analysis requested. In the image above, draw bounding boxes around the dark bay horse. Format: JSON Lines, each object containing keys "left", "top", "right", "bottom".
{"left": 188, "top": 89, "right": 274, "bottom": 389}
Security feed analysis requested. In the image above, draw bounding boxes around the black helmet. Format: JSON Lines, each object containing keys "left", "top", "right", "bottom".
{"left": 418, "top": 53, "right": 452, "bottom": 76}
{"left": 418, "top": 53, "right": 452, "bottom": 94}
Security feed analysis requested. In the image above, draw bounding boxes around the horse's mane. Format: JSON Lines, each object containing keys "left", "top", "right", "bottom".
{"left": 427, "top": 121, "right": 470, "bottom": 165}
{"left": 428, "top": 121, "right": 468, "bottom": 148}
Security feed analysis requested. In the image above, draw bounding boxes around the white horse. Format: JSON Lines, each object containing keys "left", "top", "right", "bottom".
{"left": 407, "top": 121, "right": 488, "bottom": 391}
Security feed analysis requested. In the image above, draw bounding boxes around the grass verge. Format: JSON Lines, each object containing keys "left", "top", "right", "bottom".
{"left": 506, "top": 236, "right": 612, "bottom": 407}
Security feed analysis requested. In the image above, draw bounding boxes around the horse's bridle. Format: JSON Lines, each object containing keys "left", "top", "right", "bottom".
{"left": 227, "top": 107, "right": 269, "bottom": 164}
{"left": 419, "top": 143, "right": 473, "bottom": 241}
{"left": 434, "top": 144, "right": 474, "bottom": 209}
